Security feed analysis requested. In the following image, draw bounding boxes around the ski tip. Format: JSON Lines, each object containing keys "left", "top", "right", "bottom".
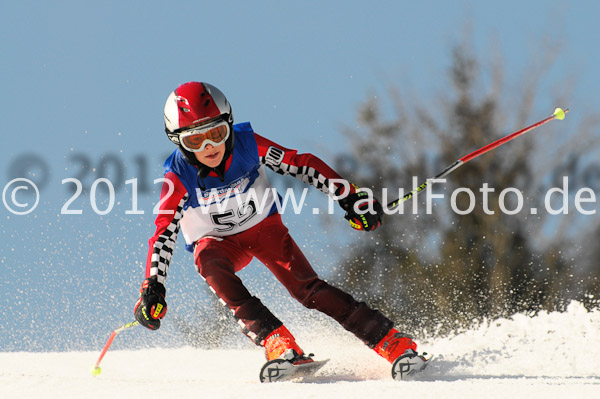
{"left": 259, "top": 358, "right": 329, "bottom": 383}
{"left": 391, "top": 352, "right": 433, "bottom": 381}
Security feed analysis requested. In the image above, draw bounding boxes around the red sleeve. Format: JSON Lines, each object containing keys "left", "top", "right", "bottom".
{"left": 254, "top": 132, "right": 355, "bottom": 198}
{"left": 145, "top": 171, "right": 188, "bottom": 284}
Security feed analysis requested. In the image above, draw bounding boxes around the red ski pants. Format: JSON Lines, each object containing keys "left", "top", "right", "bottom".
{"left": 193, "top": 213, "right": 392, "bottom": 347}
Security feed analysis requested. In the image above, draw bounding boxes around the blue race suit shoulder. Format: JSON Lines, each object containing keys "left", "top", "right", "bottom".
{"left": 163, "top": 122, "right": 278, "bottom": 251}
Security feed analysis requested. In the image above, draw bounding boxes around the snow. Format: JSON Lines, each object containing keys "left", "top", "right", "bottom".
{"left": 2, "top": 301, "right": 599, "bottom": 399}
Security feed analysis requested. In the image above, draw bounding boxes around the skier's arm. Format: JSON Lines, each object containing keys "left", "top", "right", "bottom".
{"left": 254, "top": 133, "right": 383, "bottom": 231}
{"left": 254, "top": 133, "right": 355, "bottom": 198}
{"left": 145, "top": 171, "right": 188, "bottom": 284}
{"left": 135, "top": 172, "right": 188, "bottom": 330}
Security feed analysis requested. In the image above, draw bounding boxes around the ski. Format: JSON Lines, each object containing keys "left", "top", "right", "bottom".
{"left": 259, "top": 358, "right": 329, "bottom": 383}
{"left": 391, "top": 351, "right": 434, "bottom": 380}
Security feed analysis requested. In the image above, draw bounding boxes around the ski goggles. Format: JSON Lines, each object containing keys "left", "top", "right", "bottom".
{"left": 179, "top": 120, "right": 230, "bottom": 152}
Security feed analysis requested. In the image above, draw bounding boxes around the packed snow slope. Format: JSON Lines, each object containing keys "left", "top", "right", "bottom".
{"left": 2, "top": 301, "right": 599, "bottom": 399}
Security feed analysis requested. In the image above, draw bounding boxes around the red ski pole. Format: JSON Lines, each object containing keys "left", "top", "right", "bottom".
{"left": 386, "top": 107, "right": 569, "bottom": 211}
{"left": 90, "top": 320, "right": 139, "bottom": 376}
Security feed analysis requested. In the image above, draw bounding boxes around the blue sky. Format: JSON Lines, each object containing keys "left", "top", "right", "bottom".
{"left": 1, "top": 1, "right": 598, "bottom": 351}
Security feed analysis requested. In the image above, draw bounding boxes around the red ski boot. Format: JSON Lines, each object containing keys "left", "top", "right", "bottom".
{"left": 374, "top": 328, "right": 417, "bottom": 363}
{"left": 263, "top": 325, "right": 308, "bottom": 363}
{"left": 374, "top": 328, "right": 431, "bottom": 380}
{"left": 259, "top": 325, "right": 328, "bottom": 383}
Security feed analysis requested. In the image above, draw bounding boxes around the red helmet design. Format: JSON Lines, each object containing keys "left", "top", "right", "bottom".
{"left": 163, "top": 82, "right": 233, "bottom": 146}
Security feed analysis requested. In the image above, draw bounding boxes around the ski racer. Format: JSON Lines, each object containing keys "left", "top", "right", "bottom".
{"left": 133, "top": 81, "right": 425, "bottom": 370}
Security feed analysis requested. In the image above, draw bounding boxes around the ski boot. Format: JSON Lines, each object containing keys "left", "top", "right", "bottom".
{"left": 263, "top": 325, "right": 307, "bottom": 362}
{"left": 374, "top": 328, "right": 431, "bottom": 380}
{"left": 259, "top": 325, "right": 328, "bottom": 382}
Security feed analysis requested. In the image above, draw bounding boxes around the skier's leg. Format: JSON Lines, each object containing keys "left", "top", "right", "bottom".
{"left": 251, "top": 214, "right": 399, "bottom": 350}
{"left": 194, "top": 236, "right": 282, "bottom": 345}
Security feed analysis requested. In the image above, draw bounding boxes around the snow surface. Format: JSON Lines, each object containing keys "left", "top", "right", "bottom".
{"left": 2, "top": 301, "right": 599, "bottom": 399}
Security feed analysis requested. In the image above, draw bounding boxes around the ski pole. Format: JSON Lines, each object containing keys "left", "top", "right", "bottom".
{"left": 386, "top": 107, "right": 569, "bottom": 211}
{"left": 91, "top": 320, "right": 139, "bottom": 376}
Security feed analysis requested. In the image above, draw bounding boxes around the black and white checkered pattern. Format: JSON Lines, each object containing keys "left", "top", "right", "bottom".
{"left": 261, "top": 148, "right": 338, "bottom": 196}
{"left": 149, "top": 194, "right": 188, "bottom": 285}
{"left": 264, "top": 146, "right": 285, "bottom": 167}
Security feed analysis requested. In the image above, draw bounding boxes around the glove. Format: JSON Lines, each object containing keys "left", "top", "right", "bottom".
{"left": 338, "top": 185, "right": 384, "bottom": 231}
{"left": 134, "top": 276, "right": 167, "bottom": 330}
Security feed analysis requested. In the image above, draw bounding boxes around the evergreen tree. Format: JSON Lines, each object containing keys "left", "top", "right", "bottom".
{"left": 332, "top": 42, "right": 600, "bottom": 336}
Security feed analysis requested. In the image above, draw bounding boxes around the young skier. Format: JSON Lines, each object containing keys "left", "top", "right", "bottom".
{"left": 133, "top": 81, "right": 427, "bottom": 377}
